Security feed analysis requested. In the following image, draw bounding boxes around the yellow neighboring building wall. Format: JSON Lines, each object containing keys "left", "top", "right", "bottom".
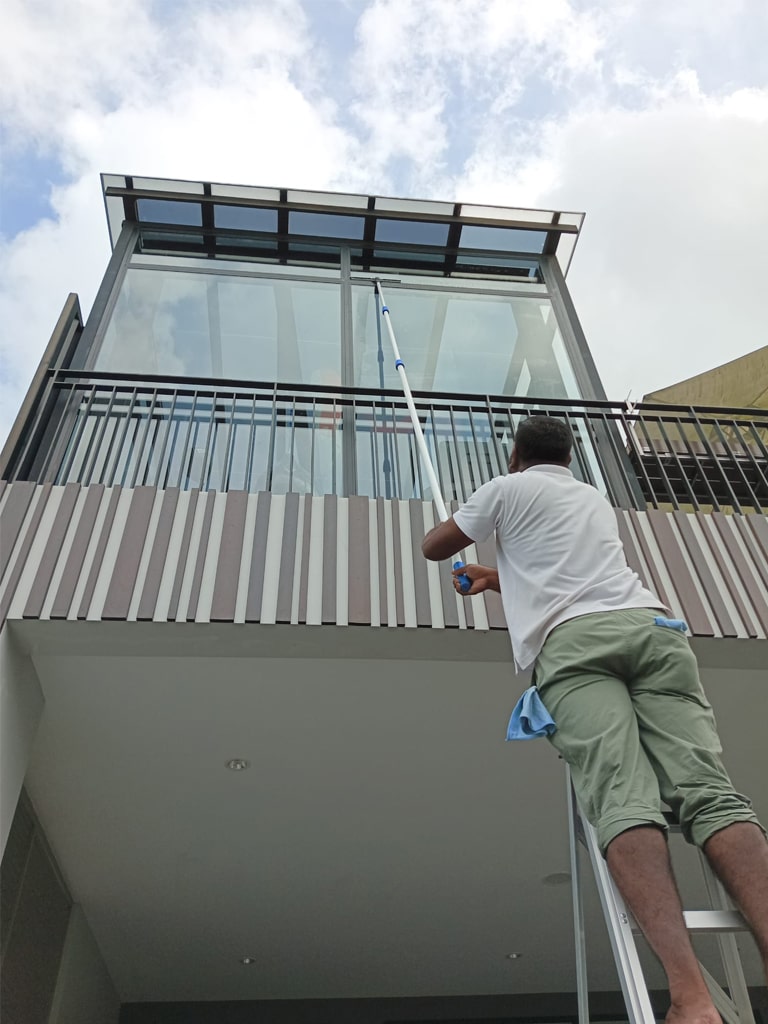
{"left": 643, "top": 345, "right": 768, "bottom": 409}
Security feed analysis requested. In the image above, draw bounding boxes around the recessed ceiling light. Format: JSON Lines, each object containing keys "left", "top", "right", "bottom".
{"left": 506, "top": 952, "right": 523, "bottom": 960}
{"left": 240, "top": 956, "right": 256, "bottom": 965}
{"left": 226, "top": 758, "right": 250, "bottom": 771}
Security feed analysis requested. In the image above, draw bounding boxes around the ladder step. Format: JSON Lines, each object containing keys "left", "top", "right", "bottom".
{"left": 629, "top": 909, "right": 747, "bottom": 934}
{"left": 683, "top": 909, "right": 747, "bottom": 933}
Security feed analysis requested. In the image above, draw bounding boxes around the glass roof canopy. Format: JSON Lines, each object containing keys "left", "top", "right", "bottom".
{"left": 101, "top": 174, "right": 585, "bottom": 278}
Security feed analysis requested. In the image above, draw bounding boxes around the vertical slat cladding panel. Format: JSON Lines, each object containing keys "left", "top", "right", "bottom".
{"left": 336, "top": 498, "right": 349, "bottom": 627}
{"left": 245, "top": 493, "right": 272, "bottom": 623}
{"left": 390, "top": 499, "right": 405, "bottom": 626}
{"left": 305, "top": 497, "right": 325, "bottom": 626}
{"left": 745, "top": 514, "right": 768, "bottom": 563}
{"left": 77, "top": 488, "right": 122, "bottom": 620}
{"left": 368, "top": 500, "right": 380, "bottom": 627}
{"left": 259, "top": 494, "right": 286, "bottom": 624}
{"left": 167, "top": 490, "right": 200, "bottom": 621}
{"left": 52, "top": 485, "right": 105, "bottom": 619}
{"left": 127, "top": 490, "right": 166, "bottom": 621}
{"left": 297, "top": 496, "right": 313, "bottom": 625}
{"left": 451, "top": 500, "right": 474, "bottom": 629}
{"left": 276, "top": 492, "right": 300, "bottom": 624}
{"left": 732, "top": 516, "right": 768, "bottom": 592}
{"left": 0, "top": 485, "right": 52, "bottom": 626}
{"left": 420, "top": 503, "right": 443, "bottom": 629}
{"left": 22, "top": 484, "right": 80, "bottom": 619}
{"left": 475, "top": 535, "right": 507, "bottom": 630}
{"left": 436, "top": 502, "right": 460, "bottom": 629}
{"left": 0, "top": 481, "right": 36, "bottom": 580}
{"left": 696, "top": 517, "right": 761, "bottom": 638}
{"left": 347, "top": 496, "right": 370, "bottom": 625}
{"left": 137, "top": 488, "right": 180, "bottom": 621}
{"left": 408, "top": 500, "right": 431, "bottom": 626}
{"left": 616, "top": 511, "right": 653, "bottom": 592}
{"left": 645, "top": 510, "right": 714, "bottom": 637}
{"left": 711, "top": 513, "right": 768, "bottom": 635}
{"left": 628, "top": 509, "right": 674, "bottom": 610}
{"left": 186, "top": 491, "right": 217, "bottom": 622}
{"left": 322, "top": 496, "right": 337, "bottom": 625}
{"left": 102, "top": 487, "right": 156, "bottom": 620}
{"left": 41, "top": 487, "right": 90, "bottom": 620}
{"left": 672, "top": 512, "right": 738, "bottom": 638}
{"left": 210, "top": 490, "right": 248, "bottom": 622}
{"left": 235, "top": 493, "right": 259, "bottom": 623}
{"left": 376, "top": 497, "right": 388, "bottom": 627}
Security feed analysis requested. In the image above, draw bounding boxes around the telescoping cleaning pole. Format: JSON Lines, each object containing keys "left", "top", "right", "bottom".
{"left": 374, "top": 279, "right": 471, "bottom": 593}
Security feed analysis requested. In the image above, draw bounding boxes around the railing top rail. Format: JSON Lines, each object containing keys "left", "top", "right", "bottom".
{"left": 48, "top": 370, "right": 768, "bottom": 420}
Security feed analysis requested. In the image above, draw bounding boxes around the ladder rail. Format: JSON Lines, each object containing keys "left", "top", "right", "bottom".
{"left": 700, "top": 855, "right": 756, "bottom": 1024}
{"left": 569, "top": 773, "right": 757, "bottom": 1024}
{"left": 578, "top": 793, "right": 658, "bottom": 1024}
{"left": 566, "top": 771, "right": 590, "bottom": 1024}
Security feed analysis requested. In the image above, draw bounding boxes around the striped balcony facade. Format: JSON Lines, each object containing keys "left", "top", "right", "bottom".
{"left": 2, "top": 480, "right": 767, "bottom": 641}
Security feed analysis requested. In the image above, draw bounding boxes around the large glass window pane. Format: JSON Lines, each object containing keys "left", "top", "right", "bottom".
{"left": 459, "top": 225, "right": 546, "bottom": 253}
{"left": 97, "top": 268, "right": 341, "bottom": 385}
{"left": 375, "top": 219, "right": 450, "bottom": 246}
{"left": 352, "top": 286, "right": 582, "bottom": 399}
{"left": 214, "top": 205, "right": 278, "bottom": 231}
{"left": 136, "top": 199, "right": 202, "bottom": 226}
{"left": 289, "top": 211, "right": 366, "bottom": 239}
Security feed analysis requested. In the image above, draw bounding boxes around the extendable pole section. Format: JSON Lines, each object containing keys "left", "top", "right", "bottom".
{"left": 374, "top": 279, "right": 470, "bottom": 591}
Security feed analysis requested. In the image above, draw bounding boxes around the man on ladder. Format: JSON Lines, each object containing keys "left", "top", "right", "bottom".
{"left": 422, "top": 415, "right": 768, "bottom": 1024}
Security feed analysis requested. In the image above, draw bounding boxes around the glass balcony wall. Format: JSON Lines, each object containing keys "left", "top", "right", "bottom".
{"left": 93, "top": 248, "right": 583, "bottom": 403}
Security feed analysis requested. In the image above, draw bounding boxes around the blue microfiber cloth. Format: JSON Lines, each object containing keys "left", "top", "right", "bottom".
{"left": 654, "top": 616, "right": 688, "bottom": 632}
{"left": 506, "top": 686, "right": 557, "bottom": 741}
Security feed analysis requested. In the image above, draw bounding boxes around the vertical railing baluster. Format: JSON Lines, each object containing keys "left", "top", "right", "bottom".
{"left": 245, "top": 392, "right": 259, "bottom": 493}
{"left": 220, "top": 392, "right": 238, "bottom": 492}
{"left": 288, "top": 394, "right": 297, "bottom": 493}
{"left": 176, "top": 392, "right": 199, "bottom": 490}
{"left": 152, "top": 390, "right": 177, "bottom": 489}
{"left": 266, "top": 386, "right": 278, "bottom": 493}
{"left": 309, "top": 397, "right": 317, "bottom": 495}
{"left": 50, "top": 381, "right": 93, "bottom": 485}
{"left": 106, "top": 388, "right": 138, "bottom": 488}
{"left": 129, "top": 389, "right": 159, "bottom": 489}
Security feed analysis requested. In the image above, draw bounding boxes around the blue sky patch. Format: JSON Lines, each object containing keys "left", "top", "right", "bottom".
{"left": 0, "top": 146, "right": 67, "bottom": 239}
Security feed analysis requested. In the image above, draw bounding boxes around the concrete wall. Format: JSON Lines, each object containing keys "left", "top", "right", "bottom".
{"left": 0, "top": 625, "right": 44, "bottom": 855}
{"left": 48, "top": 905, "right": 120, "bottom": 1024}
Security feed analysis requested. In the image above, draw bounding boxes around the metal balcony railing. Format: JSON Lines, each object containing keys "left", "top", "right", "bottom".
{"left": 5, "top": 371, "right": 767, "bottom": 513}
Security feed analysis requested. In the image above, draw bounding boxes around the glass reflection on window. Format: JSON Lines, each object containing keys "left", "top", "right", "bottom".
{"left": 136, "top": 199, "right": 202, "bottom": 226}
{"left": 375, "top": 219, "right": 450, "bottom": 246}
{"left": 352, "top": 286, "right": 582, "bottom": 400}
{"left": 459, "top": 224, "right": 546, "bottom": 253}
{"left": 97, "top": 268, "right": 341, "bottom": 386}
{"left": 214, "top": 205, "right": 277, "bottom": 232}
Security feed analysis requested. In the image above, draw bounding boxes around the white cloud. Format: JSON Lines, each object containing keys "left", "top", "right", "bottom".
{"left": 0, "top": 0, "right": 363, "bottom": 447}
{"left": 447, "top": 77, "right": 768, "bottom": 400}
{"left": 348, "top": 0, "right": 606, "bottom": 187}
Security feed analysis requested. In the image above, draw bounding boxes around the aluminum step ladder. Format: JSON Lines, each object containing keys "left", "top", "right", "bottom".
{"left": 566, "top": 770, "right": 756, "bottom": 1024}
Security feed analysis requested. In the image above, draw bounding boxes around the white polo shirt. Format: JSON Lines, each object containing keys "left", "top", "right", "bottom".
{"left": 453, "top": 465, "right": 666, "bottom": 671}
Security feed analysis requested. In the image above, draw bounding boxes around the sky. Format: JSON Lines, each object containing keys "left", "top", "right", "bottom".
{"left": 2, "top": 0, "right": 767, "bottom": 447}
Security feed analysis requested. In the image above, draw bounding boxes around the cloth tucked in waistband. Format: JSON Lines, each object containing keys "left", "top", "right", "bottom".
{"left": 506, "top": 686, "right": 557, "bottom": 741}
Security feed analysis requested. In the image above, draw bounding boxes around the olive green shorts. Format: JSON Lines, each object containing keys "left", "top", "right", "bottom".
{"left": 534, "top": 608, "right": 764, "bottom": 855}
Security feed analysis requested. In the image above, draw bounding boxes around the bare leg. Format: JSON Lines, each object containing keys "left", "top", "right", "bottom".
{"left": 606, "top": 825, "right": 719, "bottom": 1024}
{"left": 703, "top": 822, "right": 768, "bottom": 981}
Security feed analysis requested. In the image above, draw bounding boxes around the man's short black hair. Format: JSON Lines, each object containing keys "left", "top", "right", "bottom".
{"left": 514, "top": 416, "right": 572, "bottom": 464}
